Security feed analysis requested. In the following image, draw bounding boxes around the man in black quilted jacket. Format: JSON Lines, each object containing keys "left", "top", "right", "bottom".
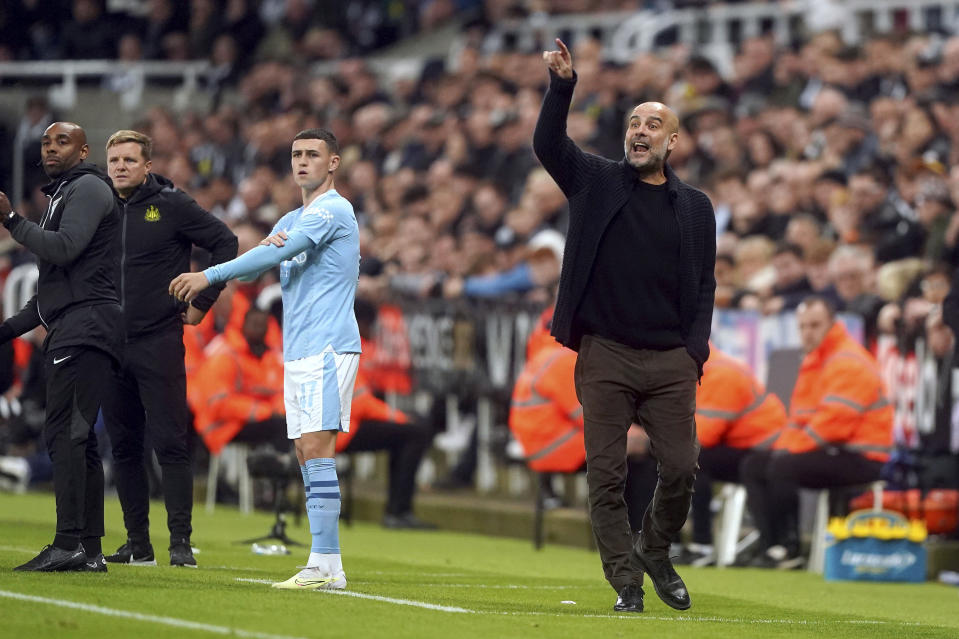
{"left": 534, "top": 39, "right": 716, "bottom": 613}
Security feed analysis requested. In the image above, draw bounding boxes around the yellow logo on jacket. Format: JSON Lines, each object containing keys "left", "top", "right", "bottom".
{"left": 144, "top": 205, "right": 161, "bottom": 222}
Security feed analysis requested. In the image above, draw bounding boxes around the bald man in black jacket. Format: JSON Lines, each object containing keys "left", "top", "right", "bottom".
{"left": 0, "top": 122, "right": 122, "bottom": 572}
{"left": 535, "top": 40, "right": 716, "bottom": 613}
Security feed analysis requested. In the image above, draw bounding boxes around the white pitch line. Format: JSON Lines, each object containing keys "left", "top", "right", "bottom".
{"left": 232, "top": 579, "right": 926, "bottom": 628}
{"left": 0, "top": 545, "right": 36, "bottom": 554}
{"left": 0, "top": 589, "right": 309, "bottom": 639}
{"left": 321, "top": 589, "right": 475, "bottom": 613}
{"left": 235, "top": 578, "right": 574, "bottom": 590}
{"left": 234, "top": 579, "right": 474, "bottom": 613}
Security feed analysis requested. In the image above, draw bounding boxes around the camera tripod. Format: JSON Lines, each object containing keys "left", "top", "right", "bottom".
{"left": 237, "top": 477, "right": 305, "bottom": 546}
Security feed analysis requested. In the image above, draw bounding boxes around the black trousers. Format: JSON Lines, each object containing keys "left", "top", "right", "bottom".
{"left": 575, "top": 335, "right": 699, "bottom": 591}
{"left": 342, "top": 418, "right": 432, "bottom": 516}
{"left": 691, "top": 445, "right": 750, "bottom": 544}
{"left": 232, "top": 416, "right": 291, "bottom": 451}
{"left": 45, "top": 346, "right": 112, "bottom": 550}
{"left": 103, "top": 328, "right": 193, "bottom": 544}
{"left": 741, "top": 448, "right": 884, "bottom": 552}
{"left": 624, "top": 456, "right": 658, "bottom": 533}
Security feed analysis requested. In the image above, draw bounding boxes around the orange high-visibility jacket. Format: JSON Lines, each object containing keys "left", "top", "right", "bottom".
{"left": 509, "top": 343, "right": 584, "bottom": 472}
{"left": 775, "top": 322, "right": 893, "bottom": 461}
{"left": 526, "top": 306, "right": 557, "bottom": 361}
{"left": 191, "top": 330, "right": 285, "bottom": 455}
{"left": 183, "top": 291, "right": 282, "bottom": 411}
{"left": 696, "top": 347, "right": 787, "bottom": 449}
{"left": 335, "top": 367, "right": 409, "bottom": 454}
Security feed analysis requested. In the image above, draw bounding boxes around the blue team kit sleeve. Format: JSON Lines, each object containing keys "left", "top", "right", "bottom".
{"left": 297, "top": 196, "right": 349, "bottom": 246}
{"left": 203, "top": 232, "right": 314, "bottom": 285}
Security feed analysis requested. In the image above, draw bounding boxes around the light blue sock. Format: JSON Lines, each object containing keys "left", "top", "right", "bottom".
{"left": 300, "top": 465, "right": 309, "bottom": 491}
{"left": 304, "top": 458, "right": 340, "bottom": 554}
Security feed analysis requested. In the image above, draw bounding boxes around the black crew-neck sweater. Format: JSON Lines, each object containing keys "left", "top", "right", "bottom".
{"left": 577, "top": 177, "right": 684, "bottom": 350}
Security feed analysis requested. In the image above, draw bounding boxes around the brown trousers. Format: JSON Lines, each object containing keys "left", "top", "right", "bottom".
{"left": 574, "top": 335, "right": 700, "bottom": 591}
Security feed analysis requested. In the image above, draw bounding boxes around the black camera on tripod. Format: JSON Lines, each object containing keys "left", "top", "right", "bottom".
{"left": 237, "top": 448, "right": 305, "bottom": 548}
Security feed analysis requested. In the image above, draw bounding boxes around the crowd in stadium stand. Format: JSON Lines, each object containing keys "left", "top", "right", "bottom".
{"left": 1, "top": 2, "right": 958, "bottom": 546}
{"left": 10, "top": 22, "right": 956, "bottom": 321}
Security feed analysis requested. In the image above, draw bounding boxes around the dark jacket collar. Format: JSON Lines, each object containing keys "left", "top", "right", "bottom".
{"left": 125, "top": 173, "right": 174, "bottom": 205}
{"left": 42, "top": 161, "right": 115, "bottom": 196}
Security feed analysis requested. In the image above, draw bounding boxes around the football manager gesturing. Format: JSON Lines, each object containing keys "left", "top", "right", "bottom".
{"left": 533, "top": 39, "right": 716, "bottom": 613}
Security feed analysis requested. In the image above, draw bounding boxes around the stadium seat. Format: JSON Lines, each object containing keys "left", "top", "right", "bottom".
{"left": 807, "top": 480, "right": 884, "bottom": 574}
{"left": 206, "top": 443, "right": 254, "bottom": 515}
{"left": 714, "top": 483, "right": 760, "bottom": 567}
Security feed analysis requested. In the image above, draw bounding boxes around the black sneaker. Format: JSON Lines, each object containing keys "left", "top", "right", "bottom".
{"left": 105, "top": 539, "right": 157, "bottom": 566}
{"left": 14, "top": 545, "right": 86, "bottom": 572}
{"left": 751, "top": 544, "right": 805, "bottom": 570}
{"left": 675, "top": 543, "right": 715, "bottom": 567}
{"left": 74, "top": 554, "right": 108, "bottom": 573}
{"left": 169, "top": 540, "right": 197, "bottom": 567}
{"left": 613, "top": 582, "right": 644, "bottom": 613}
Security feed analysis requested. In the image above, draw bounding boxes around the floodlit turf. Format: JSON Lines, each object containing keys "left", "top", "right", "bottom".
{"left": 0, "top": 492, "right": 956, "bottom": 639}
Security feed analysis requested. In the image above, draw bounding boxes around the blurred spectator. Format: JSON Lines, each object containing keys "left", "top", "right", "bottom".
{"left": 827, "top": 244, "right": 884, "bottom": 344}
{"left": 187, "top": 0, "right": 223, "bottom": 59}
{"left": 142, "top": 0, "right": 186, "bottom": 60}
{"left": 763, "top": 242, "right": 814, "bottom": 314}
{"left": 847, "top": 165, "right": 924, "bottom": 262}
{"left": 14, "top": 96, "right": 56, "bottom": 202}
{"left": 60, "top": 0, "right": 115, "bottom": 60}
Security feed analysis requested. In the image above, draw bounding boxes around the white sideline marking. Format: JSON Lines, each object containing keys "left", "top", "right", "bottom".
{"left": 0, "top": 545, "right": 36, "bottom": 554}
{"left": 233, "top": 579, "right": 925, "bottom": 627}
{"left": 322, "top": 589, "right": 475, "bottom": 613}
{"left": 236, "top": 578, "right": 570, "bottom": 590}
{"left": 0, "top": 589, "right": 309, "bottom": 639}
{"left": 235, "top": 578, "right": 473, "bottom": 613}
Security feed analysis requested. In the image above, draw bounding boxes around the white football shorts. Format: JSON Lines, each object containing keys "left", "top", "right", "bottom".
{"left": 284, "top": 350, "right": 359, "bottom": 439}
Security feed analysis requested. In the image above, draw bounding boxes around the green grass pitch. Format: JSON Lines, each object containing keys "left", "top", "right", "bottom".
{"left": 0, "top": 491, "right": 956, "bottom": 638}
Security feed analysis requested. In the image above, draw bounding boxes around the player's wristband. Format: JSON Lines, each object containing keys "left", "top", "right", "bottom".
{"left": 1, "top": 210, "right": 20, "bottom": 230}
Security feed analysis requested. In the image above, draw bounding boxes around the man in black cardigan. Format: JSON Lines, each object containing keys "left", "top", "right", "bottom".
{"left": 534, "top": 39, "right": 716, "bottom": 613}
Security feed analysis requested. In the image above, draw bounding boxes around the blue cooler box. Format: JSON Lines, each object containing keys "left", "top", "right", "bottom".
{"left": 824, "top": 509, "right": 927, "bottom": 582}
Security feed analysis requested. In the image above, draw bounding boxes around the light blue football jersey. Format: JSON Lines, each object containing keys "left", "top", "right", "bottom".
{"left": 272, "top": 189, "right": 361, "bottom": 361}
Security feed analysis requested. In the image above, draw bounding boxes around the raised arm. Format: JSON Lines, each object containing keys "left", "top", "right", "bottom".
{"left": 532, "top": 38, "right": 600, "bottom": 197}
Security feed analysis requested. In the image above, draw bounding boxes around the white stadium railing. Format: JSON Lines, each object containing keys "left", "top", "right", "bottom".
{"left": 486, "top": 1, "right": 959, "bottom": 75}
{"left": 0, "top": 60, "right": 209, "bottom": 206}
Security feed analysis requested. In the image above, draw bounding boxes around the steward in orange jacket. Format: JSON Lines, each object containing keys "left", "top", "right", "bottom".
{"left": 336, "top": 368, "right": 409, "bottom": 453}
{"left": 509, "top": 342, "right": 584, "bottom": 473}
{"left": 697, "top": 347, "right": 786, "bottom": 451}
{"left": 685, "top": 345, "right": 789, "bottom": 549}
{"left": 775, "top": 322, "right": 893, "bottom": 461}
{"left": 191, "top": 308, "right": 285, "bottom": 455}
{"left": 742, "top": 297, "right": 892, "bottom": 565}
{"left": 336, "top": 366, "right": 434, "bottom": 528}
{"left": 184, "top": 284, "right": 282, "bottom": 415}
{"left": 338, "top": 299, "right": 435, "bottom": 529}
